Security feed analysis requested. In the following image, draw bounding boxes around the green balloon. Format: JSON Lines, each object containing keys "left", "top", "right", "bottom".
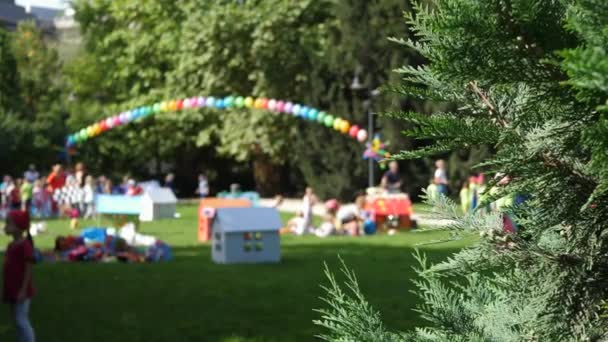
{"left": 317, "top": 111, "right": 326, "bottom": 123}
{"left": 235, "top": 96, "right": 245, "bottom": 108}
{"left": 324, "top": 115, "right": 334, "bottom": 127}
{"left": 153, "top": 103, "right": 161, "bottom": 113}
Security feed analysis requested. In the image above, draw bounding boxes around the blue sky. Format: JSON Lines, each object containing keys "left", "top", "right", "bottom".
{"left": 15, "top": 0, "right": 68, "bottom": 9}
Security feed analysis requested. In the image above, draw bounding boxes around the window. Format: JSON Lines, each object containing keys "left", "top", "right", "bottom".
{"left": 254, "top": 232, "right": 262, "bottom": 240}
{"left": 255, "top": 242, "right": 263, "bottom": 251}
{"left": 215, "top": 244, "right": 221, "bottom": 251}
{"left": 243, "top": 232, "right": 252, "bottom": 241}
{"left": 243, "top": 242, "right": 252, "bottom": 252}
{"left": 215, "top": 232, "right": 221, "bottom": 241}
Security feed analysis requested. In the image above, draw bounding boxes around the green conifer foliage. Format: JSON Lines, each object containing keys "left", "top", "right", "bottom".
{"left": 317, "top": 1, "right": 608, "bottom": 340}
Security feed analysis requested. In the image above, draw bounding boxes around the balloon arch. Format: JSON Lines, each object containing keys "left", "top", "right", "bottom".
{"left": 65, "top": 95, "right": 390, "bottom": 161}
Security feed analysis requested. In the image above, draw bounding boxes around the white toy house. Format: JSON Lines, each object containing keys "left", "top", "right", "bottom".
{"left": 139, "top": 188, "right": 177, "bottom": 222}
{"left": 211, "top": 207, "right": 282, "bottom": 264}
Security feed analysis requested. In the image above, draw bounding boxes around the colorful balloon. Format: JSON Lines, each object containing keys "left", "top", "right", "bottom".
{"left": 299, "top": 106, "right": 309, "bottom": 118}
{"left": 307, "top": 109, "right": 318, "bottom": 121}
{"left": 357, "top": 129, "right": 368, "bottom": 142}
{"left": 333, "top": 118, "right": 342, "bottom": 130}
{"left": 235, "top": 96, "right": 245, "bottom": 108}
{"left": 260, "top": 98, "right": 269, "bottom": 109}
{"left": 324, "top": 115, "right": 334, "bottom": 127}
{"left": 268, "top": 99, "right": 277, "bottom": 111}
{"left": 292, "top": 104, "right": 301, "bottom": 116}
{"left": 206, "top": 97, "right": 216, "bottom": 107}
{"left": 224, "top": 96, "right": 235, "bottom": 108}
{"left": 340, "top": 121, "right": 350, "bottom": 134}
{"left": 176, "top": 100, "right": 184, "bottom": 111}
{"left": 215, "top": 98, "right": 225, "bottom": 109}
{"left": 276, "top": 101, "right": 285, "bottom": 113}
{"left": 284, "top": 102, "right": 293, "bottom": 113}
{"left": 317, "top": 111, "right": 326, "bottom": 123}
{"left": 349, "top": 125, "right": 359, "bottom": 137}
{"left": 244, "top": 97, "right": 254, "bottom": 108}
{"left": 197, "top": 97, "right": 206, "bottom": 107}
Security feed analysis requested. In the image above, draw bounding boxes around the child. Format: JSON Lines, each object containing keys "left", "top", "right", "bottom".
{"left": 301, "top": 187, "right": 317, "bottom": 234}
{"left": 3, "top": 210, "right": 36, "bottom": 342}
{"left": 315, "top": 199, "right": 340, "bottom": 238}
{"left": 434, "top": 159, "right": 449, "bottom": 195}
{"left": 20, "top": 179, "right": 33, "bottom": 213}
{"left": 9, "top": 179, "right": 22, "bottom": 210}
{"left": 426, "top": 178, "right": 439, "bottom": 202}
{"left": 195, "top": 174, "right": 209, "bottom": 198}
{"left": 82, "top": 176, "right": 96, "bottom": 219}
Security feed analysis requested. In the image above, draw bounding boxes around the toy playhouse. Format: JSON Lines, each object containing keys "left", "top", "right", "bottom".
{"left": 96, "top": 194, "right": 142, "bottom": 228}
{"left": 211, "top": 207, "right": 282, "bottom": 264}
{"left": 365, "top": 194, "right": 414, "bottom": 230}
{"left": 95, "top": 188, "right": 176, "bottom": 224}
{"left": 198, "top": 198, "right": 252, "bottom": 242}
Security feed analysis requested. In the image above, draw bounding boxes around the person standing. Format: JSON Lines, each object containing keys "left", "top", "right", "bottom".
{"left": 3, "top": 210, "right": 36, "bottom": 342}
{"left": 74, "top": 163, "right": 87, "bottom": 188}
{"left": 301, "top": 187, "right": 317, "bottom": 234}
{"left": 23, "top": 165, "right": 39, "bottom": 184}
{"left": 433, "top": 159, "right": 449, "bottom": 195}
{"left": 195, "top": 174, "right": 209, "bottom": 198}
{"left": 46, "top": 165, "right": 66, "bottom": 195}
{"left": 20, "top": 179, "right": 33, "bottom": 213}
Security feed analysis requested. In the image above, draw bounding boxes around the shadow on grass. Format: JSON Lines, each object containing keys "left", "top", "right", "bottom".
{"left": 0, "top": 241, "right": 465, "bottom": 342}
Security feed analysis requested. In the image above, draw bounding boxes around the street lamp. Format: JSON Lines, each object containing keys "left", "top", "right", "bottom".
{"left": 351, "top": 71, "right": 380, "bottom": 188}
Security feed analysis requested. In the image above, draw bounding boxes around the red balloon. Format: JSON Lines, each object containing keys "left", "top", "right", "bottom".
{"left": 176, "top": 99, "right": 184, "bottom": 111}
{"left": 100, "top": 120, "right": 108, "bottom": 131}
{"left": 349, "top": 125, "right": 359, "bottom": 138}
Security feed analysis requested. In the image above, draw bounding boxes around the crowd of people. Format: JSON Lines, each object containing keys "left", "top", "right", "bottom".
{"left": 0, "top": 163, "right": 182, "bottom": 223}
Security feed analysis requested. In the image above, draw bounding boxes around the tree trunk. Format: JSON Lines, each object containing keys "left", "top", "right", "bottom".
{"left": 252, "top": 152, "right": 281, "bottom": 197}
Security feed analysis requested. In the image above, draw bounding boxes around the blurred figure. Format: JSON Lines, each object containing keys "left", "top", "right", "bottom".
{"left": 381, "top": 161, "right": 403, "bottom": 193}
{"left": 82, "top": 176, "right": 96, "bottom": 219}
{"left": 165, "top": 173, "right": 176, "bottom": 194}
{"left": 19, "top": 178, "right": 33, "bottom": 212}
{"left": 95, "top": 175, "right": 107, "bottom": 194}
{"left": 459, "top": 180, "right": 470, "bottom": 214}
{"left": 195, "top": 174, "right": 209, "bottom": 198}
{"left": 74, "top": 162, "right": 87, "bottom": 188}
{"left": 8, "top": 179, "right": 21, "bottom": 210}
{"left": 32, "top": 179, "right": 51, "bottom": 218}
{"left": 301, "top": 187, "right": 317, "bottom": 234}
{"left": 23, "top": 164, "right": 39, "bottom": 184}
{"left": 434, "top": 159, "right": 449, "bottom": 195}
{"left": 126, "top": 179, "right": 143, "bottom": 196}
{"left": 46, "top": 164, "right": 66, "bottom": 194}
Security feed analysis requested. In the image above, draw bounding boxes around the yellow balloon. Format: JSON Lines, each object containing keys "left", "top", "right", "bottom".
{"left": 169, "top": 100, "right": 178, "bottom": 111}
{"left": 93, "top": 123, "right": 101, "bottom": 136}
{"left": 254, "top": 98, "right": 263, "bottom": 109}
{"left": 333, "top": 118, "right": 342, "bottom": 131}
{"left": 86, "top": 126, "right": 94, "bottom": 136}
{"left": 244, "top": 97, "right": 254, "bottom": 108}
{"left": 160, "top": 101, "right": 168, "bottom": 112}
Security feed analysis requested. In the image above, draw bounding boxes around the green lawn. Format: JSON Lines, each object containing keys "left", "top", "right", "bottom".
{"left": 0, "top": 204, "right": 473, "bottom": 342}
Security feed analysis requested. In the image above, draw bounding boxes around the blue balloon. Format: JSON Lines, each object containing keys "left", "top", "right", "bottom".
{"left": 215, "top": 99, "right": 225, "bottom": 109}
{"left": 364, "top": 219, "right": 377, "bottom": 235}
{"left": 224, "top": 96, "right": 234, "bottom": 108}
{"left": 308, "top": 109, "right": 318, "bottom": 121}
{"left": 299, "top": 106, "right": 309, "bottom": 118}
{"left": 206, "top": 97, "right": 216, "bottom": 107}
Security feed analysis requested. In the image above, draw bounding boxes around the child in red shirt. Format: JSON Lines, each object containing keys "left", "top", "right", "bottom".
{"left": 3, "top": 210, "right": 36, "bottom": 342}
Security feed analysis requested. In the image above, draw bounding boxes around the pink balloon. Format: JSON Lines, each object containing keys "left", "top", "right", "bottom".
{"left": 113, "top": 117, "right": 121, "bottom": 126}
{"left": 357, "top": 129, "right": 368, "bottom": 142}
{"left": 119, "top": 112, "right": 128, "bottom": 123}
{"left": 276, "top": 101, "right": 285, "bottom": 113}
{"left": 349, "top": 125, "right": 359, "bottom": 138}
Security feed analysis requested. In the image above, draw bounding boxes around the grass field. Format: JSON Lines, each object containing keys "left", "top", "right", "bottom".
{"left": 0, "top": 203, "right": 473, "bottom": 341}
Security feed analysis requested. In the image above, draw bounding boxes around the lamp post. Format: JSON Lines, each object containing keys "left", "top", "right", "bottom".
{"left": 351, "top": 72, "right": 380, "bottom": 188}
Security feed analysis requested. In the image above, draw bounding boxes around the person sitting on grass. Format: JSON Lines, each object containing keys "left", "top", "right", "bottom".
{"left": 336, "top": 193, "right": 369, "bottom": 236}
{"left": 315, "top": 199, "right": 340, "bottom": 238}
{"left": 3, "top": 210, "right": 36, "bottom": 342}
